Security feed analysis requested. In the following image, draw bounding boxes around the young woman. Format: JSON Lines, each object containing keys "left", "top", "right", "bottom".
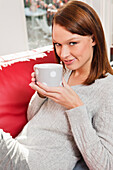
{"left": 29, "top": 0, "right": 113, "bottom": 169}
{"left": 0, "top": 1, "right": 113, "bottom": 170}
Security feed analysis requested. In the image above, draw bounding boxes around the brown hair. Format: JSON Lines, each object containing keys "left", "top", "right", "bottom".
{"left": 52, "top": 0, "right": 113, "bottom": 85}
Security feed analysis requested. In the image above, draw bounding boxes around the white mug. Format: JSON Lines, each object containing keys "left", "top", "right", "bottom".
{"left": 34, "top": 63, "right": 63, "bottom": 87}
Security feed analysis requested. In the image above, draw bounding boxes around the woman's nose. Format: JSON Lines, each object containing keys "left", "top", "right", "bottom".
{"left": 60, "top": 45, "right": 70, "bottom": 59}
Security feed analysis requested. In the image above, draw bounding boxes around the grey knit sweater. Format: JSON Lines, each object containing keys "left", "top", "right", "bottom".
{"left": 0, "top": 71, "right": 113, "bottom": 170}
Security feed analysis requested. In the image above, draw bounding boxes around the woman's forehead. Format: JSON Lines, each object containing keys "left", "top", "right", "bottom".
{"left": 52, "top": 24, "right": 87, "bottom": 43}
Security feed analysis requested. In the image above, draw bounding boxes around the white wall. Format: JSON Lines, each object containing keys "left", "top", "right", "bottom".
{"left": 94, "top": 0, "right": 112, "bottom": 59}
{"left": 81, "top": 0, "right": 113, "bottom": 59}
{"left": 0, "top": 0, "right": 28, "bottom": 56}
{"left": 112, "top": 0, "right": 113, "bottom": 46}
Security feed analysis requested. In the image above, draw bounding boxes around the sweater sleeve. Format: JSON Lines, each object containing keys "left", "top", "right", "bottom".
{"left": 66, "top": 91, "right": 113, "bottom": 170}
{"left": 27, "top": 92, "right": 47, "bottom": 121}
{"left": 0, "top": 129, "right": 30, "bottom": 170}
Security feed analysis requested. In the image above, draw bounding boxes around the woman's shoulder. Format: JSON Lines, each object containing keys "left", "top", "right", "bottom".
{"left": 95, "top": 73, "right": 113, "bottom": 95}
{"left": 84, "top": 73, "right": 113, "bottom": 99}
{"left": 104, "top": 73, "right": 113, "bottom": 86}
{"left": 96, "top": 73, "right": 113, "bottom": 86}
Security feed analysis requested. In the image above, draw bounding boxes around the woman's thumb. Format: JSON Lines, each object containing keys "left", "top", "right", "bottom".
{"left": 62, "top": 78, "right": 69, "bottom": 87}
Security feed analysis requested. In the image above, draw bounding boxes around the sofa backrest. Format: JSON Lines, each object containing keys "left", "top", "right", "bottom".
{"left": 0, "top": 46, "right": 56, "bottom": 137}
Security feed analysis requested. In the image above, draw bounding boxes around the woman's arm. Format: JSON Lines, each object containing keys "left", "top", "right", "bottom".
{"left": 27, "top": 91, "right": 47, "bottom": 121}
{"left": 66, "top": 91, "right": 113, "bottom": 170}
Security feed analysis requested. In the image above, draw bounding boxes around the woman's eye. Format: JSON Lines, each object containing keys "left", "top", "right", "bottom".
{"left": 69, "top": 42, "right": 77, "bottom": 46}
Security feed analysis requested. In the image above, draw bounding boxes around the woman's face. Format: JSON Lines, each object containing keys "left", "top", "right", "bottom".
{"left": 52, "top": 24, "right": 96, "bottom": 72}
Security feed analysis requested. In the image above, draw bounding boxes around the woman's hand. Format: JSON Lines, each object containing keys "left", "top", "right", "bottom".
{"left": 29, "top": 72, "right": 46, "bottom": 98}
{"left": 29, "top": 73, "right": 83, "bottom": 109}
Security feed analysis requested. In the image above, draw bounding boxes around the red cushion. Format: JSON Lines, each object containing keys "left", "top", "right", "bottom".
{"left": 0, "top": 49, "right": 56, "bottom": 137}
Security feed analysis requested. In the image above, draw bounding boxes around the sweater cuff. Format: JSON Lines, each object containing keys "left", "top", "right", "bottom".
{"left": 66, "top": 105, "right": 90, "bottom": 122}
{"left": 65, "top": 105, "right": 99, "bottom": 150}
{"left": 29, "top": 91, "right": 47, "bottom": 106}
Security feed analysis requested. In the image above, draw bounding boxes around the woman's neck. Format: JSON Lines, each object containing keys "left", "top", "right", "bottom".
{"left": 68, "top": 69, "right": 90, "bottom": 86}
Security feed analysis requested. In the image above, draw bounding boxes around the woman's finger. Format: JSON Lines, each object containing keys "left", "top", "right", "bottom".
{"left": 29, "top": 82, "right": 47, "bottom": 96}
{"left": 36, "top": 81, "right": 61, "bottom": 93}
{"left": 31, "top": 72, "right": 35, "bottom": 78}
{"left": 31, "top": 77, "right": 36, "bottom": 82}
{"left": 29, "top": 82, "right": 60, "bottom": 99}
{"left": 62, "top": 78, "right": 70, "bottom": 88}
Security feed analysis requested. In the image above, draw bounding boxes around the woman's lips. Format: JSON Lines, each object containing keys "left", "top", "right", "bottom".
{"left": 63, "top": 58, "right": 76, "bottom": 65}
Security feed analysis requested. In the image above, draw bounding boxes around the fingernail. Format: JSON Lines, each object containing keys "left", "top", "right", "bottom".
{"left": 36, "top": 81, "right": 39, "bottom": 85}
{"left": 29, "top": 82, "right": 33, "bottom": 86}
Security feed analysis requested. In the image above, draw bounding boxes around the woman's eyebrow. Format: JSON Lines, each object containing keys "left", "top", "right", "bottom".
{"left": 53, "top": 37, "right": 79, "bottom": 42}
{"left": 66, "top": 37, "right": 80, "bottom": 41}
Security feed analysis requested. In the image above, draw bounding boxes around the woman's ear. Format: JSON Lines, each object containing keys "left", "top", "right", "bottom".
{"left": 91, "top": 35, "right": 96, "bottom": 46}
